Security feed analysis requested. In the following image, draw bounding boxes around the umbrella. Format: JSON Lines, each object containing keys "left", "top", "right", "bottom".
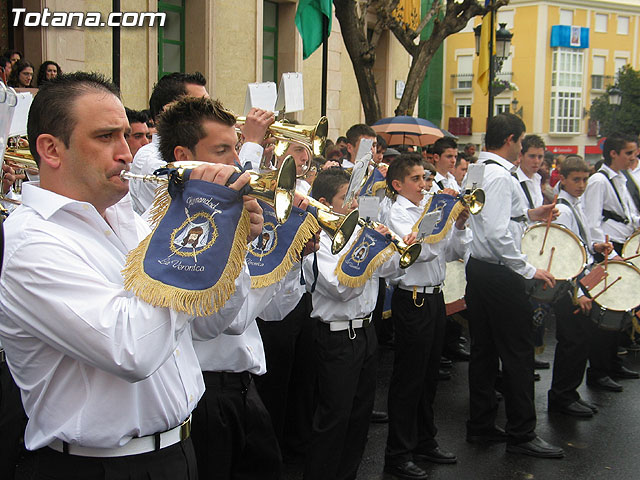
{"left": 372, "top": 115, "right": 444, "bottom": 147}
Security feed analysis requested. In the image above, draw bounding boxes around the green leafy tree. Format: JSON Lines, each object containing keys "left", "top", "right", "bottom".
{"left": 589, "top": 65, "right": 640, "bottom": 137}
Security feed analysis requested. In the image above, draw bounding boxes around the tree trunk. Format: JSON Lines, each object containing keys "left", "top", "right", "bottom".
{"left": 333, "top": 0, "right": 382, "bottom": 124}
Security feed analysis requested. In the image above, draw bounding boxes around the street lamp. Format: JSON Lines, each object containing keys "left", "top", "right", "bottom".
{"left": 474, "top": 21, "right": 514, "bottom": 119}
{"left": 608, "top": 86, "right": 622, "bottom": 106}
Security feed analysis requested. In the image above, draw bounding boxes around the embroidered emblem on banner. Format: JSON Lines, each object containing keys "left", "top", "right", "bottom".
{"left": 336, "top": 226, "right": 396, "bottom": 288}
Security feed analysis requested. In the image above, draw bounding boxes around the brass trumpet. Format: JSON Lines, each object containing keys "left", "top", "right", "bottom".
{"left": 358, "top": 218, "right": 421, "bottom": 268}
{"left": 4, "top": 147, "right": 38, "bottom": 174}
{"left": 302, "top": 195, "right": 359, "bottom": 255}
{"left": 120, "top": 156, "right": 297, "bottom": 224}
{"left": 459, "top": 188, "right": 485, "bottom": 215}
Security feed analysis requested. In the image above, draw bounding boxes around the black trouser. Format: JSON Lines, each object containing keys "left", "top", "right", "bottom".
{"left": 373, "top": 278, "right": 393, "bottom": 345}
{"left": 465, "top": 258, "right": 536, "bottom": 445}
{"left": 304, "top": 319, "right": 377, "bottom": 480}
{"left": 1, "top": 360, "right": 27, "bottom": 479}
{"left": 255, "top": 293, "right": 315, "bottom": 462}
{"left": 191, "top": 371, "right": 282, "bottom": 480}
{"left": 16, "top": 439, "right": 197, "bottom": 480}
{"left": 549, "top": 293, "right": 592, "bottom": 405}
{"left": 385, "top": 288, "right": 446, "bottom": 464}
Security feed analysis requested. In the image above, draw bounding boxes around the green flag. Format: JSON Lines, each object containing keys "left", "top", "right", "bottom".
{"left": 295, "top": 0, "right": 333, "bottom": 60}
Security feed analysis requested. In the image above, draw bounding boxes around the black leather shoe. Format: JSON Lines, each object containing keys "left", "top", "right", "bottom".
{"left": 587, "top": 376, "right": 623, "bottom": 392}
{"left": 577, "top": 398, "right": 598, "bottom": 413}
{"left": 445, "top": 344, "right": 471, "bottom": 361}
{"left": 371, "top": 410, "right": 389, "bottom": 424}
{"left": 383, "top": 461, "right": 428, "bottom": 479}
{"left": 548, "top": 400, "right": 593, "bottom": 418}
{"left": 534, "top": 372, "right": 541, "bottom": 381}
{"left": 534, "top": 359, "right": 550, "bottom": 369}
{"left": 438, "top": 369, "right": 451, "bottom": 381}
{"left": 506, "top": 436, "right": 565, "bottom": 458}
{"left": 440, "top": 357, "right": 453, "bottom": 368}
{"left": 611, "top": 366, "right": 640, "bottom": 379}
{"left": 414, "top": 446, "right": 457, "bottom": 464}
{"left": 466, "top": 426, "right": 508, "bottom": 444}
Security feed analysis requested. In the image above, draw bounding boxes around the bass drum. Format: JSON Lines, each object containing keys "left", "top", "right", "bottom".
{"left": 521, "top": 223, "right": 587, "bottom": 303}
{"left": 443, "top": 259, "right": 466, "bottom": 315}
{"left": 622, "top": 229, "right": 640, "bottom": 270}
{"left": 587, "top": 260, "right": 640, "bottom": 331}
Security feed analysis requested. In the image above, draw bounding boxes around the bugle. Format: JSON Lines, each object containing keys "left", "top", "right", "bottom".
{"left": 358, "top": 218, "right": 421, "bottom": 268}
{"left": 121, "top": 156, "right": 297, "bottom": 224}
{"left": 459, "top": 188, "right": 485, "bottom": 215}
{"left": 302, "top": 194, "right": 359, "bottom": 255}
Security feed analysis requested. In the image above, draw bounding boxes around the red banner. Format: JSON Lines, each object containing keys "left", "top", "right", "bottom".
{"left": 547, "top": 145, "right": 578, "bottom": 154}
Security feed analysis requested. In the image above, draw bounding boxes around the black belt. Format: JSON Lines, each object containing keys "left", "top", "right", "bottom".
{"left": 0, "top": 348, "right": 5, "bottom": 364}
{"left": 602, "top": 209, "right": 629, "bottom": 225}
{"left": 202, "top": 371, "right": 252, "bottom": 389}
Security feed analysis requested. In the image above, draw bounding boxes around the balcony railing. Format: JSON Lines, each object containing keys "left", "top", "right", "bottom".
{"left": 448, "top": 117, "right": 472, "bottom": 136}
{"left": 450, "top": 74, "right": 474, "bottom": 90}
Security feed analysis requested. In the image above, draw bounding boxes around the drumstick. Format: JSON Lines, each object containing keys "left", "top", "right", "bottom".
{"left": 623, "top": 253, "right": 640, "bottom": 262}
{"left": 539, "top": 194, "right": 558, "bottom": 255}
{"left": 635, "top": 238, "right": 640, "bottom": 255}
{"left": 573, "top": 275, "right": 622, "bottom": 314}
{"left": 542, "top": 247, "right": 555, "bottom": 291}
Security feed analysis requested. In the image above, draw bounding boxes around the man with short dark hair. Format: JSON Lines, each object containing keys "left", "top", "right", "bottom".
{"left": 124, "top": 108, "right": 150, "bottom": 157}
{"left": 0, "top": 72, "right": 261, "bottom": 479}
{"left": 465, "top": 113, "right": 564, "bottom": 459}
{"left": 432, "top": 137, "right": 460, "bottom": 193}
{"left": 342, "top": 124, "right": 377, "bottom": 169}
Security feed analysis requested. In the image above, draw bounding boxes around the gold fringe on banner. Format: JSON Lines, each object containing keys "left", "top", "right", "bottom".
{"left": 411, "top": 196, "right": 466, "bottom": 244}
{"left": 250, "top": 214, "right": 320, "bottom": 289}
{"left": 335, "top": 230, "right": 397, "bottom": 288}
{"left": 148, "top": 183, "right": 172, "bottom": 230}
{"left": 122, "top": 205, "right": 251, "bottom": 317}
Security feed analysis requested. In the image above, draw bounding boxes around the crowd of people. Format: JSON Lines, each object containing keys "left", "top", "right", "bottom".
{"left": 0, "top": 69, "right": 639, "bottom": 480}
{"left": 0, "top": 50, "right": 61, "bottom": 88}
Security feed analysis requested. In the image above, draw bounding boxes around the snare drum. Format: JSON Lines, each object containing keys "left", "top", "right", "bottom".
{"left": 443, "top": 260, "right": 466, "bottom": 315}
{"left": 586, "top": 260, "right": 640, "bottom": 331}
{"left": 622, "top": 229, "right": 640, "bottom": 270}
{"left": 520, "top": 223, "right": 587, "bottom": 302}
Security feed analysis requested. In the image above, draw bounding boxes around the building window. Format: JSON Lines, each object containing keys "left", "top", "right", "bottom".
{"left": 591, "top": 55, "right": 607, "bottom": 91}
{"left": 559, "top": 9, "right": 573, "bottom": 26}
{"left": 455, "top": 55, "right": 473, "bottom": 89}
{"left": 594, "top": 13, "right": 607, "bottom": 33}
{"left": 457, "top": 100, "right": 471, "bottom": 117}
{"left": 158, "top": 0, "right": 185, "bottom": 79}
{"left": 617, "top": 16, "right": 629, "bottom": 35}
{"left": 615, "top": 57, "right": 627, "bottom": 79}
{"left": 550, "top": 47, "right": 583, "bottom": 134}
{"left": 495, "top": 102, "right": 510, "bottom": 116}
{"left": 263, "top": 1, "right": 278, "bottom": 83}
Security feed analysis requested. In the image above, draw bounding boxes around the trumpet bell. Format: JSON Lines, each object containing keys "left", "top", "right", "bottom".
{"left": 305, "top": 196, "right": 359, "bottom": 255}
{"left": 462, "top": 188, "right": 485, "bottom": 215}
{"left": 398, "top": 242, "right": 422, "bottom": 269}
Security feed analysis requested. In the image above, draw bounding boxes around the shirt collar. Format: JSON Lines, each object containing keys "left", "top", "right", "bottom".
{"left": 478, "top": 151, "right": 515, "bottom": 172}
{"left": 600, "top": 163, "right": 623, "bottom": 180}
{"left": 515, "top": 167, "right": 541, "bottom": 184}
{"left": 396, "top": 193, "right": 423, "bottom": 210}
{"left": 558, "top": 188, "right": 580, "bottom": 206}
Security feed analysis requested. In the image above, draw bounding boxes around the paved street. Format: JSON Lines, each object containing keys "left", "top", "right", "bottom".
{"left": 284, "top": 317, "right": 640, "bottom": 480}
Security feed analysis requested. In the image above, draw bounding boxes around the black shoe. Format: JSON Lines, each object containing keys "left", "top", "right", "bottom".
{"left": 495, "top": 390, "right": 503, "bottom": 402}
{"left": 577, "top": 398, "right": 598, "bottom": 413}
{"left": 371, "top": 410, "right": 389, "bottom": 424}
{"left": 627, "top": 341, "right": 640, "bottom": 352}
{"left": 611, "top": 366, "right": 640, "bottom": 379}
{"left": 617, "top": 346, "right": 628, "bottom": 356}
{"left": 534, "top": 359, "right": 550, "bottom": 369}
{"left": 459, "top": 336, "right": 468, "bottom": 344}
{"left": 548, "top": 400, "right": 593, "bottom": 418}
{"left": 383, "top": 460, "right": 428, "bottom": 479}
{"left": 414, "top": 446, "right": 457, "bottom": 464}
{"left": 587, "top": 376, "right": 623, "bottom": 392}
{"left": 466, "top": 426, "right": 508, "bottom": 444}
{"left": 445, "top": 344, "right": 471, "bottom": 361}
{"left": 534, "top": 372, "right": 541, "bottom": 382}
{"left": 440, "top": 357, "right": 453, "bottom": 369}
{"left": 438, "top": 369, "right": 451, "bottom": 381}
{"left": 506, "top": 436, "right": 565, "bottom": 459}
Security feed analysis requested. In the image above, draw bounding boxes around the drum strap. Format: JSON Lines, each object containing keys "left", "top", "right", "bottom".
{"left": 557, "top": 198, "right": 589, "bottom": 247}
{"left": 622, "top": 170, "right": 640, "bottom": 212}
{"left": 483, "top": 160, "right": 527, "bottom": 223}
{"left": 597, "top": 171, "right": 630, "bottom": 225}
{"left": 511, "top": 173, "right": 534, "bottom": 209}
{"left": 436, "top": 180, "right": 445, "bottom": 190}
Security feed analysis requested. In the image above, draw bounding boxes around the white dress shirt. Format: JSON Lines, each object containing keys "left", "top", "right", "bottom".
{"left": 434, "top": 171, "right": 461, "bottom": 193}
{"left": 193, "top": 263, "right": 304, "bottom": 375}
{"left": 296, "top": 178, "right": 311, "bottom": 196}
{"left": 582, "top": 164, "right": 639, "bottom": 244}
{"left": 388, "top": 194, "right": 471, "bottom": 289}
{"left": 468, "top": 152, "right": 536, "bottom": 279}
{"left": 304, "top": 228, "right": 401, "bottom": 322}
{"left": 129, "top": 135, "right": 265, "bottom": 215}
{"left": 0, "top": 183, "right": 251, "bottom": 450}
{"left": 514, "top": 167, "right": 543, "bottom": 212}
{"left": 555, "top": 189, "right": 595, "bottom": 264}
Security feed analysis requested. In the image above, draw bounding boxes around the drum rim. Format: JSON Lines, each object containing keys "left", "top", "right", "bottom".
{"left": 621, "top": 229, "right": 640, "bottom": 258}
{"left": 521, "top": 221, "right": 588, "bottom": 280}
{"left": 591, "top": 259, "right": 640, "bottom": 312}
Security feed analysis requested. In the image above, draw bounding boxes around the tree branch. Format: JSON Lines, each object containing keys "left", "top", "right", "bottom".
{"left": 413, "top": 0, "right": 442, "bottom": 39}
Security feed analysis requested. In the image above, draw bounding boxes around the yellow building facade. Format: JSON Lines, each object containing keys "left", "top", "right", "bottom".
{"left": 443, "top": 0, "right": 640, "bottom": 161}
{"left": 9, "top": 0, "right": 413, "bottom": 142}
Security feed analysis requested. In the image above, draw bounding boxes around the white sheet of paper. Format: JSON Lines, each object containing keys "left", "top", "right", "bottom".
{"left": 358, "top": 196, "right": 380, "bottom": 222}
{"left": 464, "top": 163, "right": 485, "bottom": 191}
{"left": 343, "top": 138, "right": 375, "bottom": 208}
{"left": 274, "top": 72, "right": 304, "bottom": 113}
{"left": 417, "top": 211, "right": 441, "bottom": 241}
{"left": 9, "top": 91, "right": 32, "bottom": 137}
{"left": 243, "top": 82, "right": 277, "bottom": 115}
